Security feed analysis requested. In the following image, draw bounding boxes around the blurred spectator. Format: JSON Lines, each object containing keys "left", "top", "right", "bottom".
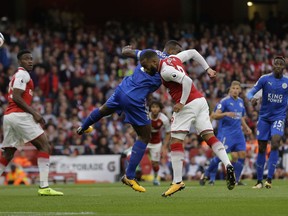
{"left": 5, "top": 164, "right": 30, "bottom": 185}
{"left": 12, "top": 151, "right": 32, "bottom": 168}
{"left": 95, "top": 136, "right": 114, "bottom": 154}
{"left": 0, "top": 15, "right": 288, "bottom": 181}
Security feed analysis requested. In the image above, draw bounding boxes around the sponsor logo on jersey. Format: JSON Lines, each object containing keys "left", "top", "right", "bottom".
{"left": 267, "top": 93, "right": 283, "bottom": 103}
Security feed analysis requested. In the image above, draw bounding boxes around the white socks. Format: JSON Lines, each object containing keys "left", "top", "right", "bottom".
{"left": 37, "top": 156, "right": 50, "bottom": 188}
{"left": 212, "top": 141, "right": 231, "bottom": 167}
{"left": 171, "top": 151, "right": 185, "bottom": 183}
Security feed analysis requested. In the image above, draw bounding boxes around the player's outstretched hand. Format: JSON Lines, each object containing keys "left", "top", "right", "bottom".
{"left": 251, "top": 98, "right": 258, "bottom": 106}
{"left": 122, "top": 45, "right": 133, "bottom": 53}
{"left": 173, "top": 103, "right": 184, "bottom": 113}
{"left": 33, "top": 113, "right": 45, "bottom": 125}
{"left": 207, "top": 68, "right": 217, "bottom": 78}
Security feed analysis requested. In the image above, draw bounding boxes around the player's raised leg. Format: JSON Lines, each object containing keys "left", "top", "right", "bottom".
{"left": 202, "top": 134, "right": 236, "bottom": 190}
{"left": 77, "top": 104, "right": 115, "bottom": 135}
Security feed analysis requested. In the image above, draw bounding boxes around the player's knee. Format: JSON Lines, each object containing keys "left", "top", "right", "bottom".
{"left": 171, "top": 132, "right": 186, "bottom": 141}
{"left": 144, "top": 135, "right": 152, "bottom": 144}
{"left": 258, "top": 146, "right": 266, "bottom": 153}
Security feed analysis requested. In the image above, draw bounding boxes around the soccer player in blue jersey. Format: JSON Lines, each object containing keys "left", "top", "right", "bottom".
{"left": 77, "top": 41, "right": 181, "bottom": 192}
{"left": 200, "top": 81, "right": 252, "bottom": 186}
{"left": 247, "top": 56, "right": 288, "bottom": 189}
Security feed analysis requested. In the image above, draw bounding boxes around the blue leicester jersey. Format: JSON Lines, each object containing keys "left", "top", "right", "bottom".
{"left": 118, "top": 49, "right": 169, "bottom": 104}
{"left": 216, "top": 96, "right": 246, "bottom": 136}
{"left": 247, "top": 73, "right": 288, "bottom": 121}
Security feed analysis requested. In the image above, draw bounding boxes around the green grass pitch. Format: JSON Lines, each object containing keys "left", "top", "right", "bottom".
{"left": 0, "top": 180, "right": 287, "bottom": 216}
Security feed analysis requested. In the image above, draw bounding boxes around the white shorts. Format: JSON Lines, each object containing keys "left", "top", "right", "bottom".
{"left": 2, "top": 112, "right": 44, "bottom": 149}
{"left": 171, "top": 97, "right": 213, "bottom": 139}
{"left": 147, "top": 142, "right": 162, "bottom": 162}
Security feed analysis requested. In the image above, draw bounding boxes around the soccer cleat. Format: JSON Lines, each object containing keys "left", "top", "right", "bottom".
{"left": 161, "top": 181, "right": 185, "bottom": 197}
{"left": 226, "top": 165, "right": 236, "bottom": 190}
{"left": 121, "top": 175, "right": 146, "bottom": 192}
{"left": 264, "top": 180, "right": 272, "bottom": 189}
{"left": 77, "top": 126, "right": 93, "bottom": 135}
{"left": 236, "top": 181, "right": 246, "bottom": 186}
{"left": 199, "top": 173, "right": 209, "bottom": 186}
{"left": 208, "top": 181, "right": 215, "bottom": 186}
{"left": 252, "top": 181, "right": 263, "bottom": 189}
{"left": 153, "top": 179, "right": 160, "bottom": 186}
{"left": 38, "top": 187, "right": 64, "bottom": 196}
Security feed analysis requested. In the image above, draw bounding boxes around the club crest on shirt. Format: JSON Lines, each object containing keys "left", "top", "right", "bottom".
{"left": 171, "top": 73, "right": 177, "bottom": 78}
{"left": 282, "top": 83, "right": 287, "bottom": 89}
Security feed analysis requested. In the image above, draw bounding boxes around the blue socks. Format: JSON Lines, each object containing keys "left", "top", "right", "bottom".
{"left": 205, "top": 157, "right": 220, "bottom": 181}
{"left": 81, "top": 108, "right": 102, "bottom": 130}
{"left": 256, "top": 152, "right": 266, "bottom": 181}
{"left": 267, "top": 150, "right": 279, "bottom": 180}
{"left": 234, "top": 158, "right": 245, "bottom": 182}
{"left": 126, "top": 140, "right": 147, "bottom": 179}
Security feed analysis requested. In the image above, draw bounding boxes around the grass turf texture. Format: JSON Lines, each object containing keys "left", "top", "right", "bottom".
{"left": 0, "top": 180, "right": 287, "bottom": 216}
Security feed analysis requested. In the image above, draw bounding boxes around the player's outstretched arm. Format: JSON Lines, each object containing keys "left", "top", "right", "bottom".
{"left": 175, "top": 49, "right": 216, "bottom": 78}
{"left": 122, "top": 45, "right": 137, "bottom": 58}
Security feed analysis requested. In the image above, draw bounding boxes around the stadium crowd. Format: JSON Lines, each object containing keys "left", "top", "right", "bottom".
{"left": 0, "top": 9, "right": 288, "bottom": 181}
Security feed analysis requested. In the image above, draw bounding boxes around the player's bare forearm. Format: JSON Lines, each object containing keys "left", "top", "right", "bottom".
{"left": 173, "top": 103, "right": 184, "bottom": 113}
{"left": 163, "top": 132, "right": 171, "bottom": 147}
{"left": 241, "top": 118, "right": 252, "bottom": 134}
{"left": 250, "top": 98, "right": 258, "bottom": 106}
{"left": 122, "top": 45, "right": 136, "bottom": 57}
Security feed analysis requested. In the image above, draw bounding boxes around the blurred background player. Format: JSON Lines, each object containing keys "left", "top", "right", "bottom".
{"left": 200, "top": 81, "right": 252, "bottom": 186}
{"left": 147, "top": 100, "right": 171, "bottom": 186}
{"left": 140, "top": 50, "right": 235, "bottom": 197}
{"left": 247, "top": 56, "right": 288, "bottom": 189}
{"left": 0, "top": 50, "right": 63, "bottom": 196}
{"left": 77, "top": 41, "right": 183, "bottom": 193}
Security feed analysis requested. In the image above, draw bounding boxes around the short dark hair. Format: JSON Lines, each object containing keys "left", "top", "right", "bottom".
{"left": 139, "top": 50, "right": 158, "bottom": 62}
{"left": 149, "top": 100, "right": 164, "bottom": 111}
{"left": 274, "top": 56, "right": 285, "bottom": 63}
{"left": 17, "top": 50, "right": 31, "bottom": 60}
{"left": 164, "top": 40, "right": 182, "bottom": 49}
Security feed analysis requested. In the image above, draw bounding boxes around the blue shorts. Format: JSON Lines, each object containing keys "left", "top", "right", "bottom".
{"left": 221, "top": 134, "right": 246, "bottom": 152}
{"left": 257, "top": 118, "right": 285, "bottom": 141}
{"left": 106, "top": 87, "right": 150, "bottom": 126}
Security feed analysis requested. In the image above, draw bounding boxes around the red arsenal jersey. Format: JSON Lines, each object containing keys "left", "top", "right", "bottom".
{"left": 160, "top": 56, "right": 203, "bottom": 104}
{"left": 150, "top": 112, "right": 170, "bottom": 144}
{"left": 5, "top": 67, "right": 34, "bottom": 114}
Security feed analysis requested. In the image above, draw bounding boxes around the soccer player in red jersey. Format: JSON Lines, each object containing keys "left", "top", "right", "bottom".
{"left": 140, "top": 50, "right": 236, "bottom": 197}
{"left": 147, "top": 101, "right": 171, "bottom": 185}
{"left": 0, "top": 50, "right": 63, "bottom": 196}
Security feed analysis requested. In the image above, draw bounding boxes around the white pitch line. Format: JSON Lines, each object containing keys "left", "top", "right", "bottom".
{"left": 0, "top": 212, "right": 96, "bottom": 216}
